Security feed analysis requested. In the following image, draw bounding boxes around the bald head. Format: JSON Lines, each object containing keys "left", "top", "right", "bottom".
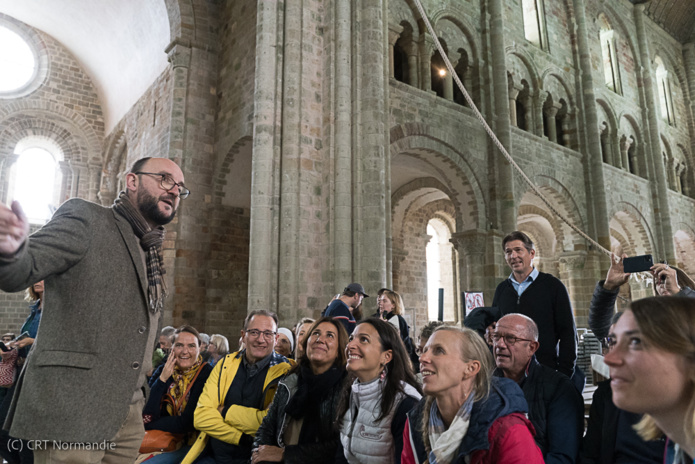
{"left": 497, "top": 314, "right": 538, "bottom": 341}
{"left": 493, "top": 314, "right": 540, "bottom": 381}
{"left": 125, "top": 157, "right": 185, "bottom": 228}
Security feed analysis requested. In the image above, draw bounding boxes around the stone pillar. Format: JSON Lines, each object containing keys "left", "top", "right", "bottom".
{"left": 489, "top": 0, "right": 516, "bottom": 233}
{"left": 508, "top": 84, "right": 520, "bottom": 127}
{"left": 558, "top": 251, "right": 588, "bottom": 325}
{"left": 407, "top": 49, "right": 419, "bottom": 87}
{"left": 388, "top": 23, "right": 403, "bottom": 78}
{"left": 535, "top": 91, "right": 548, "bottom": 137}
{"left": 333, "top": 0, "right": 353, "bottom": 285}
{"left": 420, "top": 34, "right": 434, "bottom": 92}
{"left": 276, "top": 0, "right": 303, "bottom": 326}
{"left": 634, "top": 4, "right": 675, "bottom": 261}
{"left": 353, "top": 0, "right": 389, "bottom": 291}
{"left": 443, "top": 70, "right": 454, "bottom": 101}
{"left": 572, "top": 0, "right": 611, "bottom": 252}
{"left": 451, "top": 230, "right": 488, "bottom": 308}
{"left": 87, "top": 162, "right": 102, "bottom": 203}
{"left": 248, "top": 0, "right": 283, "bottom": 310}
{"left": 544, "top": 104, "right": 560, "bottom": 143}
{"left": 682, "top": 43, "right": 695, "bottom": 196}
{"left": 619, "top": 136, "right": 631, "bottom": 172}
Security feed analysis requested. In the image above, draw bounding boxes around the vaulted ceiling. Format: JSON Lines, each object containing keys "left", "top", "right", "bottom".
{"left": 631, "top": 0, "right": 695, "bottom": 43}
{"left": 0, "top": 0, "right": 170, "bottom": 133}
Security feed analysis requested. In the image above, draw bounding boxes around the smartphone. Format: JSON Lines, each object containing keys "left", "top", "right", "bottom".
{"left": 623, "top": 254, "right": 654, "bottom": 273}
{"left": 0, "top": 342, "right": 10, "bottom": 352}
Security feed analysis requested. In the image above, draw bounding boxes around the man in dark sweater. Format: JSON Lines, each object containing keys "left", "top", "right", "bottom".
{"left": 492, "top": 231, "right": 577, "bottom": 378}
{"left": 493, "top": 314, "right": 584, "bottom": 464}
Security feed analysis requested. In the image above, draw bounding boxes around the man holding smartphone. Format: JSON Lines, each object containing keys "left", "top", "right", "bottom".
{"left": 0, "top": 157, "right": 187, "bottom": 464}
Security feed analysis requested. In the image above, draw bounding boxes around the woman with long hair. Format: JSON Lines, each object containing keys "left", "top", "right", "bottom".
{"left": 402, "top": 326, "right": 543, "bottom": 464}
{"left": 604, "top": 296, "right": 695, "bottom": 463}
{"left": 339, "top": 318, "right": 422, "bottom": 463}
{"left": 252, "top": 317, "right": 349, "bottom": 464}
{"left": 138, "top": 326, "right": 212, "bottom": 463}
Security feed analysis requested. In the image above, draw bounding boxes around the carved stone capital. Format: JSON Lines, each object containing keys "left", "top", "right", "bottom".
{"left": 450, "top": 230, "right": 487, "bottom": 256}
{"left": 558, "top": 251, "right": 587, "bottom": 271}
{"left": 167, "top": 43, "right": 192, "bottom": 69}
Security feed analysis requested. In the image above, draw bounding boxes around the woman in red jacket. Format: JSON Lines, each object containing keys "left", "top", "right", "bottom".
{"left": 402, "top": 326, "right": 543, "bottom": 464}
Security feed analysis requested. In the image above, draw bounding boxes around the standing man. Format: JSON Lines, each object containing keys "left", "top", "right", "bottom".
{"left": 184, "top": 310, "right": 292, "bottom": 464}
{"left": 492, "top": 231, "right": 577, "bottom": 378}
{"left": 322, "top": 283, "right": 368, "bottom": 334}
{"left": 493, "top": 314, "right": 584, "bottom": 464}
{"left": 0, "top": 156, "right": 188, "bottom": 463}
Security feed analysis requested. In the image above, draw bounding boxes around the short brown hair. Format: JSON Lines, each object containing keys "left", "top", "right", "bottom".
{"left": 501, "top": 231, "right": 534, "bottom": 252}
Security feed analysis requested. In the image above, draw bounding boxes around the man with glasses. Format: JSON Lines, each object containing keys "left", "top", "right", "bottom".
{"left": 493, "top": 314, "right": 583, "bottom": 464}
{"left": 0, "top": 156, "right": 187, "bottom": 463}
{"left": 185, "top": 310, "right": 292, "bottom": 464}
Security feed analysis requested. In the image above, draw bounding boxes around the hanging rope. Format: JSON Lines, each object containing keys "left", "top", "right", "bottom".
{"left": 411, "top": 0, "right": 613, "bottom": 260}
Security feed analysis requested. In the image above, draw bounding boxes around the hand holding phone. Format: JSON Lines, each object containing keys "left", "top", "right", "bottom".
{"left": 622, "top": 254, "right": 654, "bottom": 273}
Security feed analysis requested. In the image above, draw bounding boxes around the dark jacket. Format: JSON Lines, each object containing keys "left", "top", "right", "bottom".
{"left": 589, "top": 280, "right": 695, "bottom": 340}
{"left": 143, "top": 362, "right": 212, "bottom": 436}
{"left": 581, "top": 380, "right": 663, "bottom": 464}
{"left": 497, "top": 357, "right": 583, "bottom": 464}
{"left": 403, "top": 377, "right": 543, "bottom": 464}
{"left": 492, "top": 272, "right": 577, "bottom": 377}
{"left": 254, "top": 369, "right": 345, "bottom": 464}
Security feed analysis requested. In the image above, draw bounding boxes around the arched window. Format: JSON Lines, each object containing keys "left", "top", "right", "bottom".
{"left": 655, "top": 56, "right": 675, "bottom": 126}
{"left": 10, "top": 138, "right": 62, "bottom": 224}
{"left": 522, "top": 0, "right": 548, "bottom": 50}
{"left": 426, "top": 219, "right": 456, "bottom": 321}
{"left": 599, "top": 16, "right": 622, "bottom": 94}
{"left": 0, "top": 25, "right": 36, "bottom": 93}
{"left": 431, "top": 50, "right": 447, "bottom": 98}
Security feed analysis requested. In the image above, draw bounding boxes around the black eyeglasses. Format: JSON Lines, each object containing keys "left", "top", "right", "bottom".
{"left": 136, "top": 172, "right": 190, "bottom": 199}
{"left": 245, "top": 329, "right": 277, "bottom": 340}
{"left": 491, "top": 334, "right": 533, "bottom": 345}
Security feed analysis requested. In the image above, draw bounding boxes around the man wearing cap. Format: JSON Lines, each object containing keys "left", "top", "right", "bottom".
{"left": 323, "top": 283, "right": 368, "bottom": 335}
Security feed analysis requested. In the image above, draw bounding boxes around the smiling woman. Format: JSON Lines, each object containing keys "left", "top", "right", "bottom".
{"left": 402, "top": 326, "right": 544, "bottom": 464}
{"left": 604, "top": 297, "right": 695, "bottom": 463}
{"left": 139, "top": 326, "right": 212, "bottom": 464}
{"left": 253, "top": 317, "right": 348, "bottom": 464}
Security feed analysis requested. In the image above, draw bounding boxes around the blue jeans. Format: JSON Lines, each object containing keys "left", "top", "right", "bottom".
{"left": 142, "top": 445, "right": 190, "bottom": 463}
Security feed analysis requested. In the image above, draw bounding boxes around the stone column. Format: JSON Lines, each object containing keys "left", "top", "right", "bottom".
{"left": 544, "top": 104, "right": 560, "bottom": 143}
{"left": 450, "top": 230, "right": 488, "bottom": 308}
{"left": 558, "top": 251, "right": 588, "bottom": 325}
{"left": 443, "top": 69, "right": 454, "bottom": 101}
{"left": 276, "top": 0, "right": 303, "bottom": 325}
{"left": 508, "top": 84, "right": 520, "bottom": 127}
{"left": 535, "top": 91, "right": 548, "bottom": 137}
{"left": 87, "top": 162, "right": 102, "bottom": 203}
{"left": 489, "top": 0, "right": 516, "bottom": 233}
{"left": 333, "top": 0, "right": 353, "bottom": 285}
{"left": 353, "top": 0, "right": 389, "bottom": 291}
{"left": 388, "top": 23, "right": 404, "bottom": 78}
{"left": 572, "top": 0, "right": 611, "bottom": 252}
{"left": 248, "top": 0, "right": 283, "bottom": 310}
{"left": 682, "top": 43, "right": 695, "bottom": 196}
{"left": 420, "top": 34, "right": 434, "bottom": 92}
{"left": 619, "top": 136, "right": 631, "bottom": 171}
{"left": 634, "top": 4, "right": 675, "bottom": 261}
{"left": 407, "top": 48, "right": 419, "bottom": 87}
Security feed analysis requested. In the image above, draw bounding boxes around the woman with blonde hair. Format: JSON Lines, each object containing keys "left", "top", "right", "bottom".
{"left": 402, "top": 326, "right": 542, "bottom": 464}
{"left": 379, "top": 290, "right": 418, "bottom": 370}
{"left": 604, "top": 296, "right": 695, "bottom": 463}
{"left": 207, "top": 333, "right": 229, "bottom": 366}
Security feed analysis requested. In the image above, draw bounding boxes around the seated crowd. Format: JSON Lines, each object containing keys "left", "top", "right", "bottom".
{"left": 1, "top": 249, "right": 694, "bottom": 464}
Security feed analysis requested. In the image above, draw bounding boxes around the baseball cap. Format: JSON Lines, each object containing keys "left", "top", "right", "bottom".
{"left": 345, "top": 283, "right": 369, "bottom": 298}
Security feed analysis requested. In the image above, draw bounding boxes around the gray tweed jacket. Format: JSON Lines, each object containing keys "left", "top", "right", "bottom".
{"left": 0, "top": 198, "right": 159, "bottom": 442}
